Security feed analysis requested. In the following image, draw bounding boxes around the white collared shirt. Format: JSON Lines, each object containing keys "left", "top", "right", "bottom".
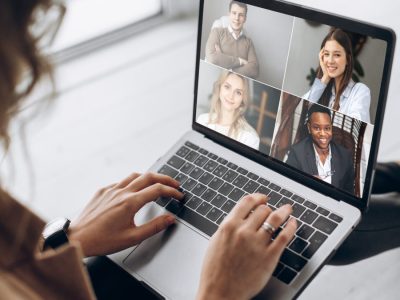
{"left": 312, "top": 144, "right": 332, "bottom": 184}
{"left": 227, "top": 25, "right": 243, "bottom": 40}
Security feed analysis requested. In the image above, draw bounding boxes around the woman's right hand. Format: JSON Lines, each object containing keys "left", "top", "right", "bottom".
{"left": 197, "top": 194, "right": 297, "bottom": 300}
{"left": 319, "top": 48, "right": 331, "bottom": 84}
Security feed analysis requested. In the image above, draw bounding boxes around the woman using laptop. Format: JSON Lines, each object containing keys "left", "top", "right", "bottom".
{"left": 0, "top": 1, "right": 295, "bottom": 299}
{"left": 197, "top": 70, "right": 260, "bottom": 150}
{"left": 304, "top": 28, "right": 371, "bottom": 123}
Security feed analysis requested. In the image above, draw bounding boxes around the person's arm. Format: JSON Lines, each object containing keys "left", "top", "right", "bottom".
{"left": 285, "top": 147, "right": 301, "bottom": 169}
{"left": 233, "top": 39, "right": 259, "bottom": 78}
{"left": 205, "top": 28, "right": 241, "bottom": 69}
{"left": 346, "top": 83, "right": 371, "bottom": 123}
{"left": 303, "top": 78, "right": 327, "bottom": 103}
{"left": 197, "top": 194, "right": 296, "bottom": 300}
{"left": 68, "top": 172, "right": 183, "bottom": 257}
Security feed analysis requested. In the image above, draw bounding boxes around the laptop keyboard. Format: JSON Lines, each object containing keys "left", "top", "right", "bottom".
{"left": 156, "top": 141, "right": 343, "bottom": 285}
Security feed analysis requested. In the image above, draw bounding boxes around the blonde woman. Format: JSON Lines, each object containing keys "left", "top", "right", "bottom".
{"left": 197, "top": 70, "right": 260, "bottom": 150}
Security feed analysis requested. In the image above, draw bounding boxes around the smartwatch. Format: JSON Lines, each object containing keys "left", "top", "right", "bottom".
{"left": 42, "top": 218, "right": 71, "bottom": 250}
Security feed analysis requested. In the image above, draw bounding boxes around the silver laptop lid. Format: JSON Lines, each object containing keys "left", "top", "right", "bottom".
{"left": 192, "top": 0, "right": 395, "bottom": 211}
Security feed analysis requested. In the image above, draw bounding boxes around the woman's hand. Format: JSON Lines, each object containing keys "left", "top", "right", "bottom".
{"left": 197, "top": 194, "right": 297, "bottom": 300}
{"left": 319, "top": 48, "right": 331, "bottom": 84}
{"left": 68, "top": 172, "right": 183, "bottom": 257}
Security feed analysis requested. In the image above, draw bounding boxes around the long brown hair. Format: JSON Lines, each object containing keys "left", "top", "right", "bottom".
{"left": 0, "top": 0, "right": 54, "bottom": 151}
{"left": 208, "top": 71, "right": 250, "bottom": 139}
{"left": 316, "top": 28, "right": 354, "bottom": 111}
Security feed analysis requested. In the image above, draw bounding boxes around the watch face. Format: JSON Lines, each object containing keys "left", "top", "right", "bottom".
{"left": 43, "top": 218, "right": 70, "bottom": 239}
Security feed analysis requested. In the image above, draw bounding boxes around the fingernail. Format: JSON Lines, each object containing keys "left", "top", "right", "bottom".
{"left": 166, "top": 215, "right": 176, "bottom": 225}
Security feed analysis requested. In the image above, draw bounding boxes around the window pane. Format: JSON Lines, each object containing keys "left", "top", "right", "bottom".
{"left": 51, "top": 0, "right": 162, "bottom": 52}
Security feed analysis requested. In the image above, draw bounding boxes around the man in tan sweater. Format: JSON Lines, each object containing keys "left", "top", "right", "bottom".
{"left": 205, "top": 1, "right": 259, "bottom": 79}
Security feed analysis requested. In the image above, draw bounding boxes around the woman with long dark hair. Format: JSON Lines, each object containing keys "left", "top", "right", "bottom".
{"left": 304, "top": 28, "right": 371, "bottom": 123}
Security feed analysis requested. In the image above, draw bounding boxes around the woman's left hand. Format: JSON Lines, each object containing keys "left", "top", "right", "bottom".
{"left": 68, "top": 172, "right": 183, "bottom": 257}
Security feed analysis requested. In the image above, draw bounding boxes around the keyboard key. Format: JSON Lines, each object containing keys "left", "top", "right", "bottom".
{"left": 228, "top": 188, "right": 245, "bottom": 202}
{"left": 192, "top": 183, "right": 207, "bottom": 197}
{"left": 247, "top": 172, "right": 259, "bottom": 180}
{"left": 199, "top": 172, "right": 214, "bottom": 185}
{"left": 211, "top": 194, "right": 227, "bottom": 208}
{"left": 232, "top": 175, "right": 248, "bottom": 188}
{"left": 167, "top": 155, "right": 185, "bottom": 169}
{"left": 222, "top": 170, "right": 239, "bottom": 183}
{"left": 329, "top": 213, "right": 343, "bottom": 223}
{"left": 201, "top": 189, "right": 217, "bottom": 202}
{"left": 218, "top": 183, "right": 234, "bottom": 196}
{"left": 178, "top": 207, "right": 218, "bottom": 236}
{"left": 256, "top": 185, "right": 271, "bottom": 196}
{"left": 166, "top": 199, "right": 184, "bottom": 214}
{"left": 189, "top": 167, "right": 204, "bottom": 180}
{"left": 196, "top": 202, "right": 212, "bottom": 216}
{"left": 186, "top": 197, "right": 202, "bottom": 210}
{"left": 236, "top": 167, "right": 248, "bottom": 175}
{"left": 273, "top": 262, "right": 284, "bottom": 277}
{"left": 175, "top": 173, "right": 188, "bottom": 185}
{"left": 277, "top": 267, "right": 297, "bottom": 285}
{"left": 209, "top": 177, "right": 224, "bottom": 190}
{"left": 276, "top": 197, "right": 294, "bottom": 208}
{"left": 158, "top": 165, "right": 179, "bottom": 178}
{"left": 313, "top": 216, "right": 338, "bottom": 235}
{"left": 289, "top": 237, "right": 308, "bottom": 254}
{"left": 176, "top": 146, "right": 190, "bottom": 158}
{"left": 280, "top": 189, "right": 293, "bottom": 198}
{"left": 243, "top": 181, "right": 260, "bottom": 194}
{"left": 300, "top": 209, "right": 318, "bottom": 225}
{"left": 296, "top": 224, "right": 315, "bottom": 240}
{"left": 204, "top": 160, "right": 218, "bottom": 172}
{"left": 207, "top": 152, "right": 218, "bottom": 160}
{"left": 206, "top": 207, "right": 224, "bottom": 222}
{"left": 302, "top": 231, "right": 328, "bottom": 259}
{"left": 280, "top": 249, "right": 307, "bottom": 272}
{"left": 268, "top": 191, "right": 282, "bottom": 206}
{"left": 182, "top": 192, "right": 193, "bottom": 203}
{"left": 216, "top": 213, "right": 227, "bottom": 225}
{"left": 184, "top": 141, "right": 199, "bottom": 150}
{"left": 269, "top": 182, "right": 281, "bottom": 192}
{"left": 156, "top": 197, "right": 171, "bottom": 207}
{"left": 221, "top": 200, "right": 236, "bottom": 213}
{"left": 186, "top": 151, "right": 199, "bottom": 162}
{"left": 292, "top": 203, "right": 306, "bottom": 218}
{"left": 304, "top": 201, "right": 317, "bottom": 210}
{"left": 291, "top": 195, "right": 305, "bottom": 204}
{"left": 316, "top": 207, "right": 330, "bottom": 216}
{"left": 213, "top": 165, "right": 228, "bottom": 177}
{"left": 257, "top": 177, "right": 270, "bottom": 186}
{"left": 194, "top": 155, "right": 208, "bottom": 167}
{"left": 180, "top": 162, "right": 195, "bottom": 174}
{"left": 217, "top": 157, "right": 228, "bottom": 165}
{"left": 227, "top": 162, "right": 238, "bottom": 170}
{"left": 182, "top": 178, "right": 197, "bottom": 191}
{"left": 198, "top": 148, "right": 208, "bottom": 155}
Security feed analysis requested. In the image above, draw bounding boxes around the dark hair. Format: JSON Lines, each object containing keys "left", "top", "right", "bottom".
{"left": 229, "top": 1, "right": 248, "bottom": 15}
{"left": 316, "top": 28, "right": 354, "bottom": 111}
{"left": 0, "top": 0, "right": 54, "bottom": 150}
{"left": 307, "top": 104, "right": 332, "bottom": 123}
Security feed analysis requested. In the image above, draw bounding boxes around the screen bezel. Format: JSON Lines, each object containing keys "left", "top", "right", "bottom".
{"left": 192, "top": 0, "right": 396, "bottom": 211}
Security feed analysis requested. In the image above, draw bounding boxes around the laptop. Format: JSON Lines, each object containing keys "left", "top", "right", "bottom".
{"left": 109, "top": 0, "right": 395, "bottom": 299}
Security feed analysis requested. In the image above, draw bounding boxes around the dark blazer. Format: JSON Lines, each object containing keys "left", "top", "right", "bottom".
{"left": 286, "top": 137, "right": 355, "bottom": 194}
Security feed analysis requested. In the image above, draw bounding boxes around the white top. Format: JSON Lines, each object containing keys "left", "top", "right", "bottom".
{"left": 304, "top": 78, "right": 371, "bottom": 123}
{"left": 312, "top": 144, "right": 332, "bottom": 184}
{"left": 197, "top": 113, "right": 260, "bottom": 150}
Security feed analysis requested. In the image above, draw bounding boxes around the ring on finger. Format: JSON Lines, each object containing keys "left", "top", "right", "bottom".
{"left": 261, "top": 221, "right": 276, "bottom": 235}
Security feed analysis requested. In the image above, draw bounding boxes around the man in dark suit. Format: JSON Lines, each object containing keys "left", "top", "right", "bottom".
{"left": 286, "top": 104, "right": 355, "bottom": 194}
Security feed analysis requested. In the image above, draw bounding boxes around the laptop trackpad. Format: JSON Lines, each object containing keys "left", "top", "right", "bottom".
{"left": 123, "top": 220, "right": 209, "bottom": 300}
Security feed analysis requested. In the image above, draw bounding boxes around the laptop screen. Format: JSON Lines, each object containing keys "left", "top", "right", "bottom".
{"left": 194, "top": 0, "right": 395, "bottom": 203}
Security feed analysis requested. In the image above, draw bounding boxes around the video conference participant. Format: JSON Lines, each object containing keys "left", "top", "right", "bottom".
{"left": 286, "top": 104, "right": 355, "bottom": 193}
{"left": 304, "top": 28, "right": 371, "bottom": 123}
{"left": 205, "top": 1, "right": 259, "bottom": 79}
{"left": 197, "top": 70, "right": 260, "bottom": 150}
